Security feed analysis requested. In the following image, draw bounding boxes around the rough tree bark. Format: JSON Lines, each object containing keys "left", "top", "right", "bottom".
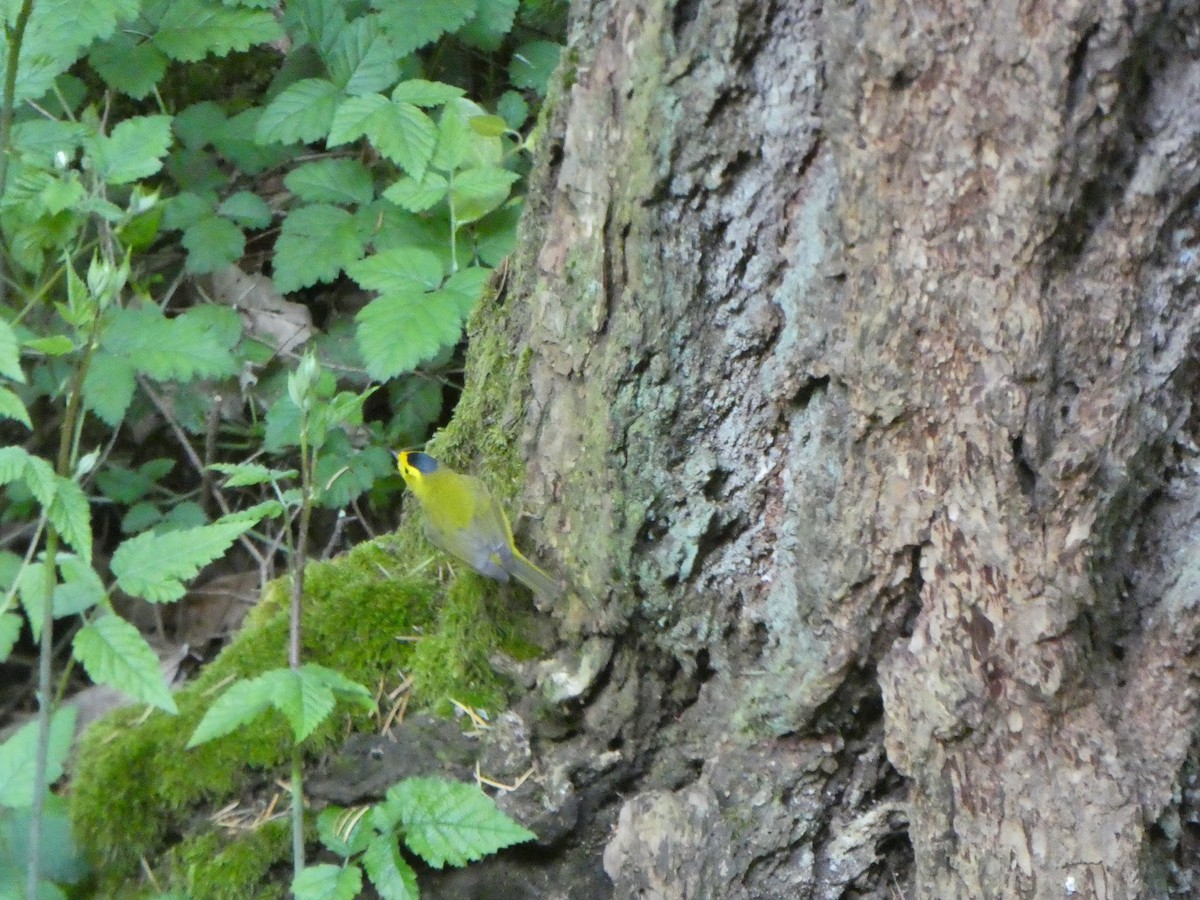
{"left": 476, "top": 0, "right": 1200, "bottom": 897}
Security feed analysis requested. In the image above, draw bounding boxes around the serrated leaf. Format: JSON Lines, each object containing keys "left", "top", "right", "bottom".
{"left": 496, "top": 91, "right": 528, "bottom": 130}
{"left": 388, "top": 778, "right": 535, "bottom": 868}
{"left": 390, "top": 80, "right": 465, "bottom": 107}
{"left": 456, "top": 0, "right": 518, "bottom": 51}
{"left": 111, "top": 520, "right": 254, "bottom": 603}
{"left": 23, "top": 335, "right": 74, "bottom": 356}
{"left": 74, "top": 616, "right": 177, "bottom": 713}
{"left": 347, "top": 247, "right": 443, "bottom": 293}
{"left": 208, "top": 462, "right": 296, "bottom": 487}
{"left": 326, "top": 15, "right": 399, "bottom": 96}
{"left": 0, "top": 707, "right": 76, "bottom": 808}
{"left": 182, "top": 215, "right": 246, "bottom": 274}
{"left": 218, "top": 191, "right": 273, "bottom": 228}
{"left": 449, "top": 167, "right": 519, "bottom": 225}
{"left": 10, "top": 119, "right": 86, "bottom": 166}
{"left": 256, "top": 78, "right": 341, "bottom": 145}
{"left": 285, "top": 159, "right": 374, "bottom": 206}
{"left": 0, "top": 446, "right": 55, "bottom": 507}
{"left": 291, "top": 863, "right": 361, "bottom": 900}
{"left": 431, "top": 104, "right": 471, "bottom": 172}
{"left": 187, "top": 671, "right": 275, "bottom": 747}
{"left": 316, "top": 441, "right": 394, "bottom": 508}
{"left": 356, "top": 290, "right": 462, "bottom": 380}
{"left": 214, "top": 499, "right": 286, "bottom": 526}
{"left": 88, "top": 115, "right": 173, "bottom": 185}
{"left": 48, "top": 476, "right": 92, "bottom": 564}
{"left": 153, "top": 0, "right": 284, "bottom": 62}
{"left": 89, "top": 31, "right": 168, "bottom": 99}
{"left": 82, "top": 351, "right": 136, "bottom": 427}
{"left": 441, "top": 266, "right": 492, "bottom": 317}
{"left": 101, "top": 304, "right": 241, "bottom": 381}
{"left": 327, "top": 93, "right": 390, "bottom": 146}
{"left": 317, "top": 806, "right": 372, "bottom": 859}
{"left": 302, "top": 662, "right": 374, "bottom": 708}
{"left": 53, "top": 553, "right": 105, "bottom": 617}
{"left": 0, "top": 612, "right": 20, "bottom": 661}
{"left": 276, "top": 666, "right": 336, "bottom": 742}
{"left": 363, "top": 834, "right": 419, "bottom": 900}
{"left": 273, "top": 204, "right": 363, "bottom": 293}
{"left": 0, "top": 387, "right": 30, "bottom": 428}
{"left": 0, "top": 320, "right": 22, "bottom": 382}
{"left": 377, "top": 104, "right": 437, "bottom": 180}
{"left": 216, "top": 108, "right": 293, "bottom": 174}
{"left": 17, "top": 560, "right": 53, "bottom": 642}
{"left": 382, "top": 172, "right": 447, "bottom": 212}
{"left": 174, "top": 101, "right": 227, "bottom": 149}
{"left": 510, "top": 41, "right": 562, "bottom": 95}
{"left": 376, "top": 0, "right": 476, "bottom": 57}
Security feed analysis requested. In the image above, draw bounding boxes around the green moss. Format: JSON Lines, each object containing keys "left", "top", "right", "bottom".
{"left": 166, "top": 821, "right": 290, "bottom": 900}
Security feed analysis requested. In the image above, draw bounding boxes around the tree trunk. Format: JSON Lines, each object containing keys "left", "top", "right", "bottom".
{"left": 492, "top": 0, "right": 1200, "bottom": 896}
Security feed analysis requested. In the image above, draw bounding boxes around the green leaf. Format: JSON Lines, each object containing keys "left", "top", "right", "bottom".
{"left": 431, "top": 104, "right": 471, "bottom": 172}
{"left": 216, "top": 108, "right": 293, "bottom": 174}
{"left": 0, "top": 707, "right": 77, "bottom": 808}
{"left": 174, "top": 101, "right": 227, "bottom": 149}
{"left": 302, "top": 662, "right": 374, "bottom": 708}
{"left": 472, "top": 203, "right": 521, "bottom": 266}
{"left": 316, "top": 440, "right": 394, "bottom": 508}
{"left": 510, "top": 41, "right": 562, "bottom": 95}
{"left": 54, "top": 553, "right": 105, "bottom": 618}
{"left": 456, "top": 0, "right": 518, "bottom": 51}
{"left": 328, "top": 96, "right": 436, "bottom": 180}
{"left": 0, "top": 612, "right": 19, "bottom": 661}
{"left": 214, "top": 499, "right": 285, "bottom": 526}
{"left": 95, "top": 459, "right": 172, "bottom": 504}
{"left": 89, "top": 31, "right": 168, "bottom": 99}
{"left": 317, "top": 807, "right": 372, "bottom": 859}
{"left": 273, "top": 204, "right": 363, "bottom": 293}
{"left": 386, "top": 778, "right": 536, "bottom": 868}
{"left": 286, "top": 0, "right": 348, "bottom": 54}
{"left": 82, "top": 351, "right": 136, "bottom": 427}
{"left": 121, "top": 501, "right": 162, "bottom": 535}
{"left": 182, "top": 215, "right": 246, "bottom": 274}
{"left": 88, "top": 115, "right": 174, "bottom": 185}
{"left": 274, "top": 666, "right": 336, "bottom": 743}
{"left": 0, "top": 446, "right": 55, "bottom": 506}
{"left": 0, "top": 387, "right": 30, "bottom": 429}
{"left": 468, "top": 114, "right": 508, "bottom": 138}
{"left": 449, "top": 167, "right": 519, "bottom": 225}
{"left": 390, "top": 80, "right": 465, "bottom": 107}
{"left": 0, "top": 319, "right": 22, "bottom": 382}
{"left": 17, "top": 560, "right": 53, "bottom": 642}
{"left": 327, "top": 93, "right": 390, "bottom": 145}
{"left": 74, "top": 616, "right": 178, "bottom": 713}
{"left": 285, "top": 159, "right": 375, "bottom": 206}
{"left": 153, "top": 0, "right": 285, "bottom": 62}
{"left": 256, "top": 79, "right": 342, "bottom": 145}
{"left": 101, "top": 304, "right": 241, "bottom": 381}
{"left": 441, "top": 266, "right": 492, "bottom": 317}
{"left": 382, "top": 172, "right": 447, "bottom": 212}
{"left": 48, "top": 476, "right": 92, "bottom": 564}
{"left": 208, "top": 462, "right": 297, "bottom": 488}
{"left": 11, "top": 119, "right": 87, "bottom": 166}
{"left": 347, "top": 247, "right": 442, "bottom": 293}
{"left": 376, "top": 0, "right": 477, "bottom": 57}
{"left": 387, "top": 376, "right": 443, "bottom": 446}
{"left": 326, "top": 15, "right": 399, "bottom": 96}
{"left": 363, "top": 834, "right": 419, "bottom": 900}
{"left": 218, "top": 191, "right": 273, "bottom": 228}
{"left": 356, "top": 290, "right": 462, "bottom": 380}
{"left": 111, "top": 520, "right": 255, "bottom": 603}
{"left": 187, "top": 671, "right": 275, "bottom": 747}
{"left": 291, "top": 863, "right": 362, "bottom": 900}
{"left": 496, "top": 91, "right": 528, "bottom": 130}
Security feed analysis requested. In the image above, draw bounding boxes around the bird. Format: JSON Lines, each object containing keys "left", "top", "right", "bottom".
{"left": 397, "top": 450, "right": 560, "bottom": 603}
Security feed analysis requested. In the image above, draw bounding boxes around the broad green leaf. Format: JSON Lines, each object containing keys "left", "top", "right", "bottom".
{"left": 472, "top": 203, "right": 521, "bottom": 266}
{"left": 89, "top": 32, "right": 168, "bottom": 99}
{"left": 0, "top": 446, "right": 55, "bottom": 506}
{"left": 182, "top": 215, "right": 246, "bottom": 274}
{"left": 0, "top": 707, "right": 76, "bottom": 808}
{"left": 208, "top": 462, "right": 297, "bottom": 487}
{"left": 174, "top": 102, "right": 227, "bottom": 149}
{"left": 285, "top": 159, "right": 374, "bottom": 206}
{"left": 496, "top": 91, "right": 528, "bottom": 130}
{"left": 101, "top": 304, "right": 241, "bottom": 381}
{"left": 88, "top": 115, "right": 173, "bottom": 185}
{"left": 317, "top": 807, "right": 372, "bottom": 858}
{"left": 0, "top": 793, "right": 89, "bottom": 891}
{"left": 0, "top": 612, "right": 19, "bottom": 661}
{"left": 274, "top": 666, "right": 336, "bottom": 742}
{"left": 347, "top": 247, "right": 442, "bottom": 293}
{"left": 10, "top": 119, "right": 87, "bottom": 166}
{"left": 215, "top": 499, "right": 285, "bottom": 526}
{"left": 162, "top": 191, "right": 215, "bottom": 231}
{"left": 17, "top": 560, "right": 54, "bottom": 642}
{"left": 48, "top": 476, "right": 92, "bottom": 564}
{"left": 186, "top": 672, "right": 275, "bottom": 747}
{"left": 74, "top": 616, "right": 177, "bottom": 713}
{"left": 316, "top": 440, "right": 394, "bottom": 508}
{"left": 449, "top": 167, "right": 519, "bottom": 225}
{"left": 328, "top": 95, "right": 436, "bottom": 179}
{"left": 302, "top": 663, "right": 374, "bottom": 708}
{"left": 363, "top": 834, "right": 419, "bottom": 900}
{"left": 256, "top": 78, "right": 341, "bottom": 145}
{"left": 0, "top": 387, "right": 30, "bottom": 428}
{"left": 216, "top": 108, "right": 293, "bottom": 174}
{"left": 291, "top": 863, "right": 361, "bottom": 900}
{"left": 386, "top": 778, "right": 536, "bottom": 868}
{"left": 111, "top": 520, "right": 255, "bottom": 603}
{"left": 375, "top": 0, "right": 476, "bottom": 57}
{"left": 121, "top": 501, "right": 162, "bottom": 535}
{"left": 0, "top": 320, "right": 22, "bottom": 382}
{"left": 54, "top": 553, "right": 105, "bottom": 618}
{"left": 510, "top": 41, "right": 562, "bottom": 95}
{"left": 468, "top": 115, "right": 508, "bottom": 138}
{"left": 158, "top": 501, "right": 208, "bottom": 532}
{"left": 455, "top": 0, "right": 518, "bottom": 51}
{"left": 273, "top": 204, "right": 363, "bottom": 293}
{"left": 153, "top": 0, "right": 284, "bottom": 62}
{"left": 82, "top": 351, "right": 136, "bottom": 426}
{"left": 95, "top": 459, "right": 173, "bottom": 505}
{"left": 431, "top": 104, "right": 471, "bottom": 172}
{"left": 327, "top": 93, "right": 390, "bottom": 146}
{"left": 285, "top": 0, "right": 348, "bottom": 55}
{"left": 356, "top": 290, "right": 462, "bottom": 381}
{"left": 326, "top": 15, "right": 399, "bottom": 96}
{"left": 441, "top": 266, "right": 492, "bottom": 317}
{"left": 264, "top": 392, "right": 303, "bottom": 452}
{"left": 218, "top": 191, "right": 273, "bottom": 228}
{"left": 390, "top": 80, "right": 465, "bottom": 107}
{"left": 382, "top": 172, "right": 447, "bottom": 212}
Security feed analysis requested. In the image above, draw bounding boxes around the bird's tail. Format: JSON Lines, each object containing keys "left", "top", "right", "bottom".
{"left": 508, "top": 552, "right": 562, "bottom": 604}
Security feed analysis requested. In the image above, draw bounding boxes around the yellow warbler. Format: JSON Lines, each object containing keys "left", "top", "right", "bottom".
{"left": 398, "top": 451, "right": 560, "bottom": 603}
